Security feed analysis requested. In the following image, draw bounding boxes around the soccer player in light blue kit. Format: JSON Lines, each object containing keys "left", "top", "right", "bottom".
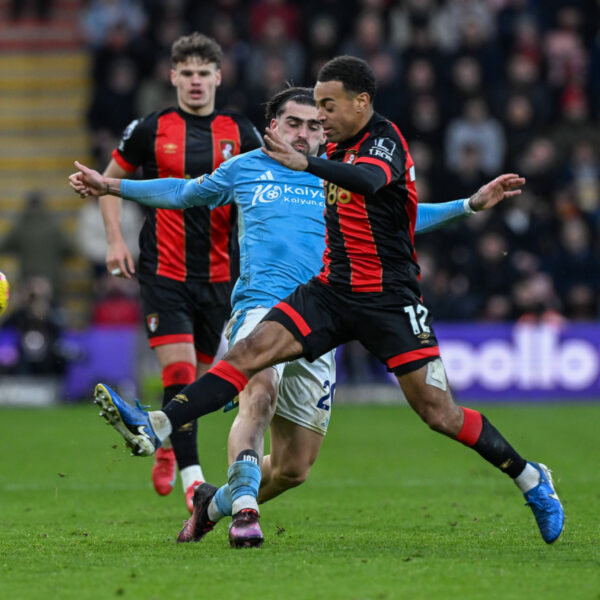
{"left": 70, "top": 87, "right": 525, "bottom": 548}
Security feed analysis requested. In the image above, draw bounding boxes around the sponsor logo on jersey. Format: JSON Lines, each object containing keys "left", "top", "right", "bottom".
{"left": 163, "top": 143, "right": 178, "bottom": 154}
{"left": 147, "top": 313, "right": 159, "bottom": 332}
{"left": 251, "top": 170, "right": 323, "bottom": 206}
{"left": 252, "top": 171, "right": 282, "bottom": 204}
{"left": 368, "top": 137, "right": 396, "bottom": 161}
{"left": 220, "top": 140, "right": 235, "bottom": 160}
{"left": 325, "top": 182, "right": 351, "bottom": 204}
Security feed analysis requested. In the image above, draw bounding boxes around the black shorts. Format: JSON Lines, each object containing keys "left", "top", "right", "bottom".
{"left": 263, "top": 277, "right": 440, "bottom": 376}
{"left": 138, "top": 273, "right": 231, "bottom": 363}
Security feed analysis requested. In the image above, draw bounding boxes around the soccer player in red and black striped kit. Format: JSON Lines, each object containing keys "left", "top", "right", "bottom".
{"left": 97, "top": 56, "right": 564, "bottom": 545}
{"left": 97, "top": 33, "right": 261, "bottom": 512}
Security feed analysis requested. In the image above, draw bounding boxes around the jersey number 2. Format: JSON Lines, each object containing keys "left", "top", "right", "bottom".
{"left": 317, "top": 380, "right": 336, "bottom": 411}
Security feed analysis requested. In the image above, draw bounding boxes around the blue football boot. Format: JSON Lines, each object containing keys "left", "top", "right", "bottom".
{"left": 524, "top": 462, "right": 564, "bottom": 544}
{"left": 94, "top": 383, "right": 161, "bottom": 456}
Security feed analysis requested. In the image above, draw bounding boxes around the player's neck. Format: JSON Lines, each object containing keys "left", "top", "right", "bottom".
{"left": 178, "top": 102, "right": 216, "bottom": 117}
{"left": 356, "top": 108, "right": 374, "bottom": 133}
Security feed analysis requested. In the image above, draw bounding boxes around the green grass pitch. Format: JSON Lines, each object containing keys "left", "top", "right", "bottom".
{"left": 1, "top": 401, "right": 599, "bottom": 599}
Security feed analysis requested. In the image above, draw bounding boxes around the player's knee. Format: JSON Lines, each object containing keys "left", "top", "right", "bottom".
{"left": 226, "top": 335, "right": 267, "bottom": 370}
{"left": 420, "top": 403, "right": 461, "bottom": 435}
{"left": 272, "top": 462, "right": 310, "bottom": 490}
{"left": 244, "top": 388, "right": 277, "bottom": 422}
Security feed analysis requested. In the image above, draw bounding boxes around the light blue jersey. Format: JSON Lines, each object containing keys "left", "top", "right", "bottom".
{"left": 121, "top": 148, "right": 468, "bottom": 315}
{"left": 212, "top": 151, "right": 326, "bottom": 314}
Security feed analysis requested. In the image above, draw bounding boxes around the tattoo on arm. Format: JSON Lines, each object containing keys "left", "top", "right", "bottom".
{"left": 105, "top": 180, "right": 121, "bottom": 197}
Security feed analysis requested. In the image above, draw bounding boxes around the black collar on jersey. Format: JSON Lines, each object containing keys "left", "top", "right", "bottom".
{"left": 175, "top": 107, "right": 219, "bottom": 122}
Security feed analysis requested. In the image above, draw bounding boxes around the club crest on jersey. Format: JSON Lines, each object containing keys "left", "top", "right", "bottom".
{"left": 344, "top": 150, "right": 357, "bottom": 164}
{"left": 369, "top": 138, "right": 396, "bottom": 161}
{"left": 163, "top": 143, "right": 178, "bottom": 154}
{"left": 220, "top": 140, "right": 235, "bottom": 160}
{"left": 147, "top": 313, "right": 159, "bottom": 332}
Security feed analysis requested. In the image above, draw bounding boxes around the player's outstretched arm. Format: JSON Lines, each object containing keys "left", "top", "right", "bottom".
{"left": 415, "top": 173, "right": 526, "bottom": 234}
{"left": 69, "top": 161, "right": 206, "bottom": 210}
{"left": 468, "top": 173, "right": 525, "bottom": 212}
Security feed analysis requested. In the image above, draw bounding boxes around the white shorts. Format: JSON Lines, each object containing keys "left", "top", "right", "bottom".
{"left": 225, "top": 307, "right": 336, "bottom": 435}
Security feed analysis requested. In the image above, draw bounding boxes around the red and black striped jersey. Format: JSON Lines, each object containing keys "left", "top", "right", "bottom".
{"left": 112, "top": 107, "right": 262, "bottom": 282}
{"left": 315, "top": 112, "right": 420, "bottom": 296}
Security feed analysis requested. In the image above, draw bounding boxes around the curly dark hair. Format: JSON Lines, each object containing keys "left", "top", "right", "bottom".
{"left": 264, "top": 86, "right": 315, "bottom": 122}
{"left": 317, "top": 55, "right": 377, "bottom": 102}
{"left": 171, "top": 32, "right": 222, "bottom": 67}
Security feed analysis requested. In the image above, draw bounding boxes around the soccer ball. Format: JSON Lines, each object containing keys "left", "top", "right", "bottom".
{"left": 0, "top": 271, "right": 9, "bottom": 316}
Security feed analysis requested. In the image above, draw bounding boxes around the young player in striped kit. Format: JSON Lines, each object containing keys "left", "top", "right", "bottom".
{"left": 96, "top": 33, "right": 261, "bottom": 512}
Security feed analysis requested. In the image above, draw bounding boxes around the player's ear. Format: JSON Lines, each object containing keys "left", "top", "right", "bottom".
{"left": 270, "top": 118, "right": 278, "bottom": 132}
{"left": 354, "top": 92, "right": 370, "bottom": 114}
{"left": 215, "top": 68, "right": 222, "bottom": 87}
{"left": 170, "top": 68, "right": 177, "bottom": 87}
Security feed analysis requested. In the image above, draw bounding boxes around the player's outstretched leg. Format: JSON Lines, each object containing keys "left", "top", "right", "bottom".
{"left": 522, "top": 462, "right": 564, "bottom": 544}
{"left": 94, "top": 383, "right": 161, "bottom": 456}
{"left": 177, "top": 482, "right": 219, "bottom": 543}
{"left": 398, "top": 363, "right": 564, "bottom": 544}
{"left": 456, "top": 406, "right": 565, "bottom": 544}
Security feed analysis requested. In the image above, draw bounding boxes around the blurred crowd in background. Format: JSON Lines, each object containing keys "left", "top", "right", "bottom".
{"left": 2, "top": 0, "right": 600, "bottom": 382}
{"left": 83, "top": 0, "right": 600, "bottom": 325}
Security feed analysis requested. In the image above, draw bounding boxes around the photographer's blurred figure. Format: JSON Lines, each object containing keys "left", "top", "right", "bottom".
{"left": 0, "top": 191, "right": 72, "bottom": 298}
{"left": 3, "top": 276, "right": 67, "bottom": 376}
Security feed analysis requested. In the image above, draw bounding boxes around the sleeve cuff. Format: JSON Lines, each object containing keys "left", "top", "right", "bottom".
{"left": 463, "top": 197, "right": 476, "bottom": 215}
